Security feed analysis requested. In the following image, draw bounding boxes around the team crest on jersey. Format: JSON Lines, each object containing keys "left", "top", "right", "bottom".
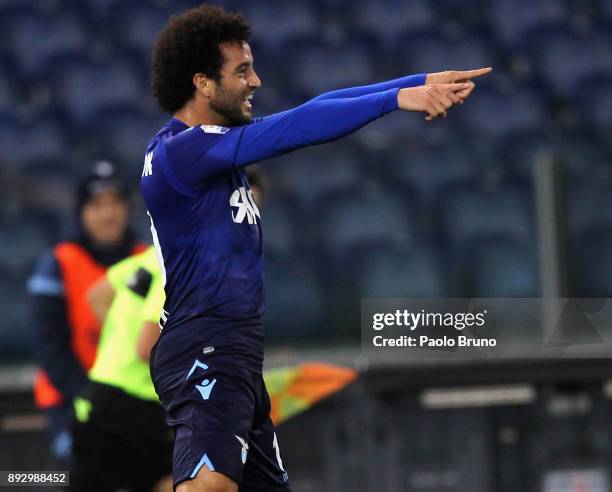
{"left": 201, "top": 124, "right": 230, "bottom": 134}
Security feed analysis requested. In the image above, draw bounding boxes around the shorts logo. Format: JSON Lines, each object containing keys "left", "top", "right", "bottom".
{"left": 235, "top": 435, "right": 249, "bottom": 464}
{"left": 186, "top": 359, "right": 217, "bottom": 400}
{"left": 195, "top": 379, "right": 217, "bottom": 400}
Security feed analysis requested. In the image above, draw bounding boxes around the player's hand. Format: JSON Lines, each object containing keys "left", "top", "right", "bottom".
{"left": 426, "top": 67, "right": 493, "bottom": 85}
{"left": 397, "top": 83, "right": 472, "bottom": 121}
{"left": 425, "top": 67, "right": 493, "bottom": 101}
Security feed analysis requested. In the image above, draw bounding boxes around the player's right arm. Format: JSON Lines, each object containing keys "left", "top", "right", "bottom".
{"left": 162, "top": 82, "right": 472, "bottom": 191}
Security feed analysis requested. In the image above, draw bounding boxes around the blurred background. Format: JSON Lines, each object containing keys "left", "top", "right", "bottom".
{"left": 1, "top": 0, "right": 612, "bottom": 491}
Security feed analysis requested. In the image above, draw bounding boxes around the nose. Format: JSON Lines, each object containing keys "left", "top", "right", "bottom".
{"left": 249, "top": 70, "right": 262, "bottom": 89}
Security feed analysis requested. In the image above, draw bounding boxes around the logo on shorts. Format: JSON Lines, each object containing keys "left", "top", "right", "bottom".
{"left": 186, "top": 358, "right": 217, "bottom": 400}
{"left": 195, "top": 379, "right": 217, "bottom": 400}
{"left": 235, "top": 435, "right": 249, "bottom": 464}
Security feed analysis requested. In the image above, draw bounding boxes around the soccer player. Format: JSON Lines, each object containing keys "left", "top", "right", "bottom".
{"left": 141, "top": 5, "right": 492, "bottom": 491}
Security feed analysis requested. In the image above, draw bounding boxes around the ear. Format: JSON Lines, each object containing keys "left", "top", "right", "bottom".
{"left": 193, "top": 73, "right": 215, "bottom": 99}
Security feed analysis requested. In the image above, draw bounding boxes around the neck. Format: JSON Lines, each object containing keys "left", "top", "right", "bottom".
{"left": 173, "top": 98, "right": 226, "bottom": 128}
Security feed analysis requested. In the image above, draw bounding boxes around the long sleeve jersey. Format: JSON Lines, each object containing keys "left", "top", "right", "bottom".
{"left": 141, "top": 74, "right": 425, "bottom": 368}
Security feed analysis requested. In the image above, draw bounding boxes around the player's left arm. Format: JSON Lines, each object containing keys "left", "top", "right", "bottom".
{"left": 310, "top": 73, "right": 426, "bottom": 102}
{"left": 162, "top": 88, "right": 401, "bottom": 191}
{"left": 162, "top": 71, "right": 492, "bottom": 190}
{"left": 263, "top": 67, "right": 492, "bottom": 118}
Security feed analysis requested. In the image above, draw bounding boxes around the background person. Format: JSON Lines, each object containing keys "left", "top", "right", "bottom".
{"left": 27, "top": 161, "right": 147, "bottom": 466}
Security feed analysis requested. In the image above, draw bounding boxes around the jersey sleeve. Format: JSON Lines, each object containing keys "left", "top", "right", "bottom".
{"left": 310, "top": 73, "right": 426, "bottom": 102}
{"left": 159, "top": 125, "right": 239, "bottom": 194}
{"left": 161, "top": 87, "right": 400, "bottom": 191}
{"left": 141, "top": 275, "right": 164, "bottom": 324}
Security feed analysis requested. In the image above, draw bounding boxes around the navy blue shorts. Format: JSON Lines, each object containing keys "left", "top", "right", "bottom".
{"left": 150, "top": 329, "right": 291, "bottom": 491}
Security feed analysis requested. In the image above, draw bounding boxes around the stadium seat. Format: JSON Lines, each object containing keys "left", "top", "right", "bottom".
{"left": 266, "top": 145, "right": 363, "bottom": 211}
{"left": 529, "top": 25, "right": 612, "bottom": 96}
{"left": 0, "top": 113, "right": 69, "bottom": 172}
{"left": 556, "top": 133, "right": 612, "bottom": 183}
{"left": 350, "top": 0, "right": 436, "bottom": 46}
{"left": 571, "top": 77, "right": 612, "bottom": 133}
{"left": 0, "top": 216, "right": 53, "bottom": 279}
{"left": 0, "top": 270, "right": 31, "bottom": 360}
{"left": 467, "top": 237, "right": 539, "bottom": 297}
{"left": 307, "top": 0, "right": 353, "bottom": 15}
{"left": 439, "top": 183, "right": 534, "bottom": 256}
{"left": 89, "top": 108, "right": 167, "bottom": 177}
{"left": 108, "top": 1, "right": 170, "bottom": 56}
{"left": 17, "top": 160, "right": 79, "bottom": 218}
{"left": 264, "top": 257, "right": 325, "bottom": 341}
{"left": 600, "top": 0, "right": 612, "bottom": 22}
{"left": 572, "top": 230, "right": 612, "bottom": 297}
{"left": 392, "top": 145, "right": 478, "bottom": 207}
{"left": 49, "top": 56, "right": 144, "bottom": 125}
{"left": 567, "top": 182, "right": 612, "bottom": 238}
{"left": 230, "top": 0, "right": 318, "bottom": 50}
{"left": 261, "top": 195, "right": 300, "bottom": 260}
{"left": 319, "top": 188, "right": 420, "bottom": 257}
{"left": 358, "top": 246, "right": 448, "bottom": 298}
{"left": 457, "top": 84, "right": 551, "bottom": 139}
{"left": 486, "top": 0, "right": 567, "bottom": 49}
{"left": 495, "top": 131, "right": 554, "bottom": 181}
{"left": 356, "top": 108, "right": 458, "bottom": 149}
{"left": 0, "top": 114, "right": 22, "bottom": 172}
{"left": 0, "top": 64, "right": 21, "bottom": 113}
{"left": 398, "top": 30, "right": 498, "bottom": 76}
{"left": 20, "top": 116, "right": 70, "bottom": 170}
{"left": 6, "top": 8, "right": 91, "bottom": 78}
{"left": 284, "top": 39, "right": 377, "bottom": 99}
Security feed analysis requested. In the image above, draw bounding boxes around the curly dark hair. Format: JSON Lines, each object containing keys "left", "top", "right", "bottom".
{"left": 151, "top": 4, "right": 251, "bottom": 114}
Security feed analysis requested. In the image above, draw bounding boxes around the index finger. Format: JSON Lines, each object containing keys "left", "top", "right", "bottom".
{"left": 453, "top": 67, "right": 493, "bottom": 80}
{"left": 440, "top": 82, "right": 473, "bottom": 93}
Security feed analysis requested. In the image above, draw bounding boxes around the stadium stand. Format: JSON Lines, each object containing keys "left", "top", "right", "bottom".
{"left": 0, "top": 0, "right": 611, "bottom": 354}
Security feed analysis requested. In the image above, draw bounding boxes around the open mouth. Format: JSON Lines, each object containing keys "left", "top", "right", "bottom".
{"left": 243, "top": 93, "right": 254, "bottom": 110}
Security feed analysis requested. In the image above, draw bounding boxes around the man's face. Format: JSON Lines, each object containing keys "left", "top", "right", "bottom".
{"left": 81, "top": 191, "right": 129, "bottom": 247}
{"left": 210, "top": 41, "right": 261, "bottom": 126}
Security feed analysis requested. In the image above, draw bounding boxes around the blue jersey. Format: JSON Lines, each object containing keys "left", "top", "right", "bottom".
{"left": 141, "top": 73, "right": 426, "bottom": 369}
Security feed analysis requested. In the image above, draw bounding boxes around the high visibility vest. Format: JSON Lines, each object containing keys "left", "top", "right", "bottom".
{"left": 33, "top": 241, "right": 147, "bottom": 408}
